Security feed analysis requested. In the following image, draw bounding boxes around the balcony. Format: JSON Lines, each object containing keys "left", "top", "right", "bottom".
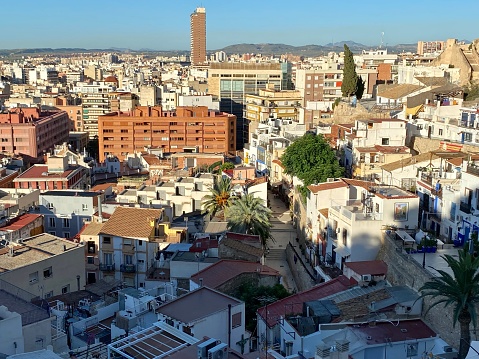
{"left": 460, "top": 202, "right": 472, "bottom": 214}
{"left": 99, "top": 263, "right": 115, "bottom": 271}
{"left": 467, "top": 164, "right": 479, "bottom": 177}
{"left": 120, "top": 264, "right": 136, "bottom": 273}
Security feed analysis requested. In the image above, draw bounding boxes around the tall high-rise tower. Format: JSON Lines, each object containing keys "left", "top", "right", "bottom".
{"left": 190, "top": 7, "right": 206, "bottom": 66}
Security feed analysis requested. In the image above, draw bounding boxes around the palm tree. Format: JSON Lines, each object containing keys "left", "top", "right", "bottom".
{"left": 202, "top": 176, "right": 235, "bottom": 218}
{"left": 225, "top": 194, "right": 274, "bottom": 249}
{"left": 420, "top": 248, "right": 479, "bottom": 359}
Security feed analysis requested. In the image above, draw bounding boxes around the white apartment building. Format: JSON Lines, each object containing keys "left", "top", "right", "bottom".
{"left": 324, "top": 180, "right": 419, "bottom": 269}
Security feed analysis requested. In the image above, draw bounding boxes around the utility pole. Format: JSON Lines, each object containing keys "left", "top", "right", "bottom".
{"left": 256, "top": 295, "right": 276, "bottom": 352}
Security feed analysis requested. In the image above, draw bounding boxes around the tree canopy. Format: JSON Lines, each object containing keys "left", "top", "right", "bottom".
{"left": 420, "top": 248, "right": 479, "bottom": 359}
{"left": 225, "top": 194, "right": 274, "bottom": 249}
{"left": 202, "top": 176, "right": 236, "bottom": 218}
{"left": 281, "top": 133, "right": 344, "bottom": 187}
{"left": 341, "top": 44, "right": 358, "bottom": 98}
{"left": 355, "top": 75, "right": 365, "bottom": 100}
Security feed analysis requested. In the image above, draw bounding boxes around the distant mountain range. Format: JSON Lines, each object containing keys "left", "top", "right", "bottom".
{"left": 0, "top": 40, "right": 457, "bottom": 58}
{"left": 217, "top": 41, "right": 418, "bottom": 56}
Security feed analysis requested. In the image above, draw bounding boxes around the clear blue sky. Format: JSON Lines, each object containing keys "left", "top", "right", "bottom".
{"left": 2, "top": 0, "right": 477, "bottom": 50}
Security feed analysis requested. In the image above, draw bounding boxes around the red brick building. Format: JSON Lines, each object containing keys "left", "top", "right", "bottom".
{"left": 98, "top": 106, "right": 236, "bottom": 162}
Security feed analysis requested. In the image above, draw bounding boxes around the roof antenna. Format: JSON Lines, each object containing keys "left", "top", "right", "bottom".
{"left": 380, "top": 32, "right": 384, "bottom": 49}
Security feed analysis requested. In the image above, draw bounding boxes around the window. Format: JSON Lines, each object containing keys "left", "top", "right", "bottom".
{"left": 464, "top": 132, "right": 473, "bottom": 142}
{"left": 64, "top": 232, "right": 70, "bottom": 239}
{"left": 375, "top": 203, "right": 380, "bottom": 213}
{"left": 138, "top": 240, "right": 143, "bottom": 246}
{"left": 29, "top": 271, "right": 39, "bottom": 284}
{"left": 438, "top": 129, "right": 443, "bottom": 136}
{"left": 232, "top": 312, "right": 242, "bottom": 328}
{"left": 124, "top": 254, "right": 133, "bottom": 264}
{"left": 45, "top": 291, "right": 53, "bottom": 299}
{"left": 49, "top": 231, "right": 56, "bottom": 236}
{"left": 123, "top": 239, "right": 132, "bottom": 246}
{"left": 87, "top": 241, "right": 95, "bottom": 253}
{"left": 63, "top": 218, "right": 70, "bottom": 228}
{"left": 103, "top": 236, "right": 111, "bottom": 244}
{"left": 43, "top": 267, "right": 52, "bottom": 279}
{"left": 87, "top": 256, "right": 94, "bottom": 264}
{"left": 48, "top": 202, "right": 54, "bottom": 210}
{"left": 49, "top": 218, "right": 56, "bottom": 227}
{"left": 82, "top": 204, "right": 88, "bottom": 211}
{"left": 342, "top": 228, "right": 347, "bottom": 246}
{"left": 61, "top": 284, "right": 70, "bottom": 294}
{"left": 103, "top": 253, "right": 113, "bottom": 265}
{"left": 381, "top": 138, "right": 389, "bottom": 145}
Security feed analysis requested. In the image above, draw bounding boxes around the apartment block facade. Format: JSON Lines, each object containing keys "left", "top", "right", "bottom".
{"left": 98, "top": 106, "right": 236, "bottom": 162}
{"left": 0, "top": 107, "right": 69, "bottom": 159}
{"left": 208, "top": 62, "right": 285, "bottom": 147}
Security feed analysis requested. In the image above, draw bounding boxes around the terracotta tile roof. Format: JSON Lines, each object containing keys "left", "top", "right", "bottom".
{"left": 414, "top": 76, "right": 449, "bottom": 87}
{"left": 344, "top": 260, "right": 388, "bottom": 276}
{"left": 100, "top": 207, "right": 162, "bottom": 239}
{"left": 190, "top": 260, "right": 279, "bottom": 289}
{"left": 336, "top": 288, "right": 391, "bottom": 321}
{"left": 377, "top": 84, "right": 424, "bottom": 100}
{"left": 79, "top": 222, "right": 104, "bottom": 236}
{"left": 308, "top": 180, "right": 348, "bottom": 194}
{"left": 341, "top": 178, "right": 375, "bottom": 190}
{"left": 373, "top": 145, "right": 409, "bottom": 154}
{"left": 381, "top": 152, "right": 439, "bottom": 172}
{"left": 258, "top": 275, "right": 350, "bottom": 327}
{"left": 220, "top": 237, "right": 264, "bottom": 258}
{"left": 271, "top": 159, "right": 284, "bottom": 168}
{"left": 245, "top": 176, "right": 268, "bottom": 188}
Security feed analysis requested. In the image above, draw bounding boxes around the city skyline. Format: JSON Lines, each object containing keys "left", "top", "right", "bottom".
{"left": 1, "top": 0, "right": 477, "bottom": 51}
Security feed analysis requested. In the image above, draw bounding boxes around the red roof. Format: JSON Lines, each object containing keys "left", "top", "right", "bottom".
{"left": 308, "top": 180, "right": 348, "bottom": 194}
{"left": 0, "top": 214, "right": 42, "bottom": 231}
{"left": 189, "top": 237, "right": 219, "bottom": 252}
{"left": 271, "top": 159, "right": 284, "bottom": 169}
{"left": 344, "top": 260, "right": 388, "bottom": 276}
{"left": 190, "top": 260, "right": 279, "bottom": 289}
{"left": 15, "top": 165, "right": 74, "bottom": 180}
{"left": 258, "top": 275, "right": 350, "bottom": 327}
{"left": 350, "top": 319, "right": 436, "bottom": 344}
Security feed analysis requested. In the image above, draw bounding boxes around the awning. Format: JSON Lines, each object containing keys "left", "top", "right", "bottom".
{"left": 396, "top": 230, "right": 415, "bottom": 244}
{"left": 334, "top": 246, "right": 351, "bottom": 258}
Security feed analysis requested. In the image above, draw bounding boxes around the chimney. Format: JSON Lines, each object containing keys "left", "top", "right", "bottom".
{"left": 8, "top": 246, "right": 14, "bottom": 257}
{"left": 316, "top": 344, "right": 330, "bottom": 358}
{"left": 63, "top": 245, "right": 67, "bottom": 251}
{"left": 199, "top": 278, "right": 203, "bottom": 287}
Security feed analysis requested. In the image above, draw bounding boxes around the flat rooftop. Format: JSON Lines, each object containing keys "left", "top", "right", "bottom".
{"left": 41, "top": 190, "right": 98, "bottom": 197}
{"left": 0, "top": 233, "right": 81, "bottom": 272}
{"left": 372, "top": 186, "right": 417, "bottom": 199}
{"left": 0, "top": 290, "right": 49, "bottom": 325}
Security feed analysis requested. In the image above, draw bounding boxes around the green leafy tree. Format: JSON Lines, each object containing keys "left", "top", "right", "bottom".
{"left": 231, "top": 283, "right": 290, "bottom": 332}
{"left": 355, "top": 75, "right": 365, "bottom": 100}
{"left": 225, "top": 194, "right": 274, "bottom": 249}
{"left": 281, "top": 133, "right": 344, "bottom": 187}
{"left": 341, "top": 44, "right": 358, "bottom": 99}
{"left": 202, "top": 176, "right": 236, "bottom": 218}
{"left": 86, "top": 136, "right": 99, "bottom": 161}
{"left": 420, "top": 249, "right": 479, "bottom": 359}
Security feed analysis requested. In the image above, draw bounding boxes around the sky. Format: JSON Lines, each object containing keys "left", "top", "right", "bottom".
{"left": 2, "top": 0, "right": 478, "bottom": 50}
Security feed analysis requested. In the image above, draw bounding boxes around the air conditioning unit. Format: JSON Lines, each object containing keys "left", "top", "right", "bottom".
{"left": 361, "top": 274, "right": 372, "bottom": 282}
{"left": 198, "top": 338, "right": 220, "bottom": 359}
{"left": 208, "top": 343, "right": 228, "bottom": 359}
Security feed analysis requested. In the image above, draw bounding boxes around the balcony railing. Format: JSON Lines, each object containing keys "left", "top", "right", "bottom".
{"left": 460, "top": 202, "right": 472, "bottom": 214}
{"left": 120, "top": 264, "right": 136, "bottom": 273}
{"left": 467, "top": 164, "right": 479, "bottom": 177}
{"left": 99, "top": 263, "right": 115, "bottom": 271}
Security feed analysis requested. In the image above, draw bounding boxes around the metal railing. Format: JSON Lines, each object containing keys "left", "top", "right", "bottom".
{"left": 99, "top": 263, "right": 115, "bottom": 271}
{"left": 120, "top": 264, "right": 136, "bottom": 273}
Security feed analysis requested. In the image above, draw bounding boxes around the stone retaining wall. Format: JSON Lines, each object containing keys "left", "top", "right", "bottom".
{"left": 377, "top": 232, "right": 461, "bottom": 349}
{"left": 285, "top": 242, "right": 316, "bottom": 292}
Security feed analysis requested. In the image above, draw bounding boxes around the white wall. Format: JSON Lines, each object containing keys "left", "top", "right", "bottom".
{"left": 0, "top": 306, "right": 24, "bottom": 355}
